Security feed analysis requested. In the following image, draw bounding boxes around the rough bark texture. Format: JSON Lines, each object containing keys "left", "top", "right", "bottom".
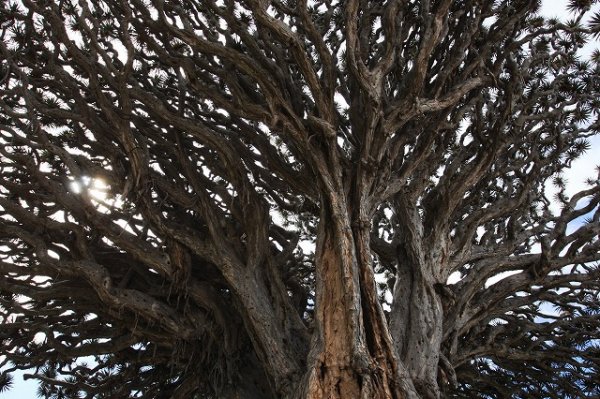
{"left": 1, "top": 1, "right": 600, "bottom": 398}
{"left": 300, "top": 203, "right": 408, "bottom": 399}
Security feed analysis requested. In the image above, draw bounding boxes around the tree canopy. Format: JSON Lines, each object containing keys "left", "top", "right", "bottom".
{"left": 1, "top": 0, "right": 600, "bottom": 398}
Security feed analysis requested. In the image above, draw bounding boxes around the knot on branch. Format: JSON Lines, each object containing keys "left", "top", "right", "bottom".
{"left": 352, "top": 218, "right": 371, "bottom": 230}
{"left": 307, "top": 115, "right": 336, "bottom": 139}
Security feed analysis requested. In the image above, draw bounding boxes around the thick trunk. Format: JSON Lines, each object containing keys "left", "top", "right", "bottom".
{"left": 233, "top": 264, "right": 308, "bottom": 397}
{"left": 383, "top": 196, "right": 445, "bottom": 399}
{"left": 219, "top": 352, "right": 277, "bottom": 399}
{"left": 389, "top": 262, "right": 444, "bottom": 399}
{"left": 293, "top": 200, "right": 419, "bottom": 399}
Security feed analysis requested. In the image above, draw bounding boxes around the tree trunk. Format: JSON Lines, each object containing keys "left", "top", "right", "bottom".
{"left": 388, "top": 201, "right": 445, "bottom": 399}
{"left": 219, "top": 352, "right": 277, "bottom": 399}
{"left": 293, "top": 196, "right": 420, "bottom": 399}
{"left": 389, "top": 261, "right": 444, "bottom": 399}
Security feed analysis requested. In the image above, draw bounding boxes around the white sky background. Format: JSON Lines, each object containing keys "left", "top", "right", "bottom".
{"left": 2, "top": 1, "right": 600, "bottom": 397}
